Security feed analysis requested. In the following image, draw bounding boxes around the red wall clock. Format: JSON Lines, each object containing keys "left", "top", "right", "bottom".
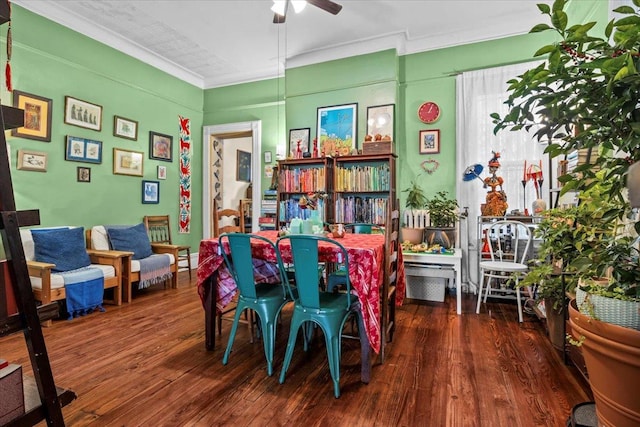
{"left": 418, "top": 101, "right": 441, "bottom": 124}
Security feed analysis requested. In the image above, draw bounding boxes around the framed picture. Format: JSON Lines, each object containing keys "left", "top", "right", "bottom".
{"left": 113, "top": 148, "right": 144, "bottom": 177}
{"left": 419, "top": 129, "right": 440, "bottom": 154}
{"left": 142, "top": 180, "right": 160, "bottom": 204}
{"left": 157, "top": 165, "right": 167, "bottom": 180}
{"left": 264, "top": 151, "right": 272, "bottom": 164}
{"left": 65, "top": 136, "right": 103, "bottom": 164}
{"left": 317, "top": 103, "right": 357, "bottom": 156}
{"left": 77, "top": 167, "right": 91, "bottom": 182}
{"left": 113, "top": 115, "right": 138, "bottom": 140}
{"left": 64, "top": 96, "right": 102, "bottom": 131}
{"left": 17, "top": 149, "right": 47, "bottom": 172}
{"left": 236, "top": 150, "right": 251, "bottom": 182}
{"left": 12, "top": 90, "right": 52, "bottom": 142}
{"left": 149, "top": 131, "right": 173, "bottom": 162}
{"left": 366, "top": 104, "right": 395, "bottom": 140}
{"left": 288, "top": 128, "right": 310, "bottom": 157}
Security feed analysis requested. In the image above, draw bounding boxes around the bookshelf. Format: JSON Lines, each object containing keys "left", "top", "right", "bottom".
{"left": 334, "top": 154, "right": 396, "bottom": 225}
{"left": 276, "top": 154, "right": 396, "bottom": 229}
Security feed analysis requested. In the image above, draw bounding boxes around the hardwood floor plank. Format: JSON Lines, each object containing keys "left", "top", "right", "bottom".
{"left": 0, "top": 272, "right": 591, "bottom": 426}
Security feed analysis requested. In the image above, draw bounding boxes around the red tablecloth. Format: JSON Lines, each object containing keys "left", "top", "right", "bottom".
{"left": 197, "top": 230, "right": 405, "bottom": 354}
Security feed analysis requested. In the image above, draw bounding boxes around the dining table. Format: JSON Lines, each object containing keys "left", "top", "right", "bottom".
{"left": 196, "top": 230, "right": 406, "bottom": 373}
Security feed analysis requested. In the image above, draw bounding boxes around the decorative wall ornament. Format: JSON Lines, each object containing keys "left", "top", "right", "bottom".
{"left": 421, "top": 158, "right": 440, "bottom": 174}
{"left": 178, "top": 115, "right": 191, "bottom": 233}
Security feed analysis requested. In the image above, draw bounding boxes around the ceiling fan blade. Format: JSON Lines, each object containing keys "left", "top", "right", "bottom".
{"left": 307, "top": 0, "right": 342, "bottom": 15}
{"left": 273, "top": 0, "right": 289, "bottom": 24}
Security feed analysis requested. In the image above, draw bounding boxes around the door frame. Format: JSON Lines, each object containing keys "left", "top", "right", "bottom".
{"left": 203, "top": 120, "right": 261, "bottom": 238}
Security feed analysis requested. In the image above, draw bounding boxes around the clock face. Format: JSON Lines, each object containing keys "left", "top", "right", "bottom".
{"left": 418, "top": 101, "right": 441, "bottom": 124}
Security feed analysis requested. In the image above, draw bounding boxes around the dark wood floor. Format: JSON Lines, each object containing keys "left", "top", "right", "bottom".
{"left": 1, "top": 271, "right": 591, "bottom": 426}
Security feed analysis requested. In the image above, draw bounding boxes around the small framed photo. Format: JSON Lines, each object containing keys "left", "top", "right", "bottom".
{"left": 113, "top": 148, "right": 144, "bottom": 177}
{"left": 157, "top": 165, "right": 167, "bottom": 180}
{"left": 264, "top": 151, "right": 272, "bottom": 163}
{"left": 142, "top": 180, "right": 160, "bottom": 204}
{"left": 77, "top": 167, "right": 91, "bottom": 182}
{"left": 12, "top": 90, "right": 53, "bottom": 142}
{"left": 419, "top": 129, "right": 440, "bottom": 154}
{"left": 317, "top": 103, "right": 358, "bottom": 156}
{"left": 17, "top": 149, "right": 47, "bottom": 172}
{"left": 237, "top": 150, "right": 251, "bottom": 182}
{"left": 367, "top": 104, "right": 395, "bottom": 140}
{"left": 64, "top": 96, "right": 102, "bottom": 131}
{"left": 149, "top": 131, "right": 173, "bottom": 162}
{"left": 113, "top": 115, "right": 138, "bottom": 140}
{"left": 65, "top": 136, "right": 103, "bottom": 164}
{"left": 288, "top": 128, "right": 310, "bottom": 157}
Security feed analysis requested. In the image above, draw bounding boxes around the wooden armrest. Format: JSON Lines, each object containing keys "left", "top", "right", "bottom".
{"left": 151, "top": 243, "right": 180, "bottom": 255}
{"left": 27, "top": 260, "right": 55, "bottom": 277}
{"left": 87, "top": 249, "right": 133, "bottom": 259}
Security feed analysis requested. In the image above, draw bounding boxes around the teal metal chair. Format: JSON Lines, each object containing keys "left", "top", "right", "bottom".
{"left": 326, "top": 223, "right": 381, "bottom": 292}
{"left": 219, "top": 233, "right": 291, "bottom": 376}
{"left": 276, "top": 235, "right": 358, "bottom": 398}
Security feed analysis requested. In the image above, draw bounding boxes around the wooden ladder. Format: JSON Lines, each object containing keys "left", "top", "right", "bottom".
{"left": 0, "top": 8, "right": 76, "bottom": 421}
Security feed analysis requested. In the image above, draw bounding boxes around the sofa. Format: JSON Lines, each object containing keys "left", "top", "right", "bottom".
{"left": 86, "top": 224, "right": 179, "bottom": 303}
{"left": 20, "top": 226, "right": 127, "bottom": 324}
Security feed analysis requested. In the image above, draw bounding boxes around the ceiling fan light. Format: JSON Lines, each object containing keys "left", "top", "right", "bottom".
{"left": 271, "top": 0, "right": 286, "bottom": 16}
{"left": 291, "top": 1, "right": 307, "bottom": 13}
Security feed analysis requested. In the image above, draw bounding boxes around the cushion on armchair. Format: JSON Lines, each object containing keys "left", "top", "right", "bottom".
{"left": 32, "top": 227, "right": 91, "bottom": 272}
{"left": 106, "top": 223, "right": 153, "bottom": 260}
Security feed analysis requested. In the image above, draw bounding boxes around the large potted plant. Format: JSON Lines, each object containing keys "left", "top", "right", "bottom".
{"left": 494, "top": 1, "right": 640, "bottom": 425}
{"left": 424, "top": 190, "right": 459, "bottom": 249}
{"left": 401, "top": 177, "right": 427, "bottom": 244}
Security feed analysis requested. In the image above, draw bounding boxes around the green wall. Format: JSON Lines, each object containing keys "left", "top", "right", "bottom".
{"left": 5, "top": 6, "right": 203, "bottom": 250}
{"left": 4, "top": 0, "right": 609, "bottom": 253}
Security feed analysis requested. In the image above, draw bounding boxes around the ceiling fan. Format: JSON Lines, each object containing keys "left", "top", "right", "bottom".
{"left": 272, "top": 0, "right": 343, "bottom": 24}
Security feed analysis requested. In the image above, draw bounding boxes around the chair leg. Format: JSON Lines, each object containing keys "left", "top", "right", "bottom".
{"left": 515, "top": 281, "right": 523, "bottom": 323}
{"left": 324, "top": 328, "right": 342, "bottom": 398}
{"left": 222, "top": 302, "right": 247, "bottom": 366}
{"left": 186, "top": 249, "right": 192, "bottom": 280}
{"left": 476, "top": 272, "right": 485, "bottom": 314}
{"left": 279, "top": 314, "right": 302, "bottom": 385}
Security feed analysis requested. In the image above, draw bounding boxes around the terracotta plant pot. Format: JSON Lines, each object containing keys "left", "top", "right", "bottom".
{"left": 401, "top": 227, "right": 424, "bottom": 244}
{"left": 568, "top": 299, "right": 640, "bottom": 427}
{"left": 544, "top": 297, "right": 565, "bottom": 351}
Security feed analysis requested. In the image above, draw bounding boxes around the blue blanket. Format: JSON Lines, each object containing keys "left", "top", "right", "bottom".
{"left": 59, "top": 267, "right": 105, "bottom": 319}
{"left": 138, "top": 254, "right": 172, "bottom": 289}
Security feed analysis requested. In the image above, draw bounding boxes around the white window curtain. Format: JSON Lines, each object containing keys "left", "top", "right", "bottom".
{"left": 456, "top": 61, "right": 549, "bottom": 289}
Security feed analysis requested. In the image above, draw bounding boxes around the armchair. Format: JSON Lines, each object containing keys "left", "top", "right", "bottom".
{"left": 86, "top": 224, "right": 179, "bottom": 303}
{"left": 20, "top": 226, "right": 126, "bottom": 325}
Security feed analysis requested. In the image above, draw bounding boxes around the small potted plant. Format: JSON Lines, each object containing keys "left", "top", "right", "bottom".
{"left": 401, "top": 177, "right": 427, "bottom": 244}
{"left": 424, "top": 190, "right": 459, "bottom": 249}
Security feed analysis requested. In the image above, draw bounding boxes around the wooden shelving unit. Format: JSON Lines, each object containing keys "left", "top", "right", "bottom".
{"left": 0, "top": 4, "right": 76, "bottom": 422}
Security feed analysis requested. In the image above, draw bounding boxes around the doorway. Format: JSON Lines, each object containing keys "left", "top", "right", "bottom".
{"left": 203, "top": 121, "right": 261, "bottom": 238}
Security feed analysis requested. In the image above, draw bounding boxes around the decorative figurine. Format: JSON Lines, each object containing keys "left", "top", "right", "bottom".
{"left": 480, "top": 151, "right": 508, "bottom": 216}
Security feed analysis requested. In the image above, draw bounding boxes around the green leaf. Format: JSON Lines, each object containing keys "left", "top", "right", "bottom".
{"left": 534, "top": 45, "right": 557, "bottom": 56}
{"left": 537, "top": 3, "right": 551, "bottom": 14}
{"left": 531, "top": 23, "right": 553, "bottom": 33}
{"left": 551, "top": 10, "right": 568, "bottom": 31}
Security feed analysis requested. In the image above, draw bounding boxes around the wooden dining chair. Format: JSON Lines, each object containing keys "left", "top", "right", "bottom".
{"left": 380, "top": 200, "right": 400, "bottom": 362}
{"left": 212, "top": 199, "right": 245, "bottom": 237}
{"left": 143, "top": 214, "right": 192, "bottom": 280}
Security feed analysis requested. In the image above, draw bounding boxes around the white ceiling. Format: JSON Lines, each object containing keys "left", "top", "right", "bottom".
{"left": 14, "top": 0, "right": 549, "bottom": 89}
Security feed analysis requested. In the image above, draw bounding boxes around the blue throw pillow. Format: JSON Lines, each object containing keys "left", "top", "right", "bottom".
{"left": 106, "top": 223, "right": 153, "bottom": 260}
{"left": 32, "top": 227, "right": 91, "bottom": 272}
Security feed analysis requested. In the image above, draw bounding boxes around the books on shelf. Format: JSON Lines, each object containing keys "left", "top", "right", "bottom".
{"left": 335, "top": 196, "right": 388, "bottom": 224}
{"left": 335, "top": 163, "right": 390, "bottom": 192}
